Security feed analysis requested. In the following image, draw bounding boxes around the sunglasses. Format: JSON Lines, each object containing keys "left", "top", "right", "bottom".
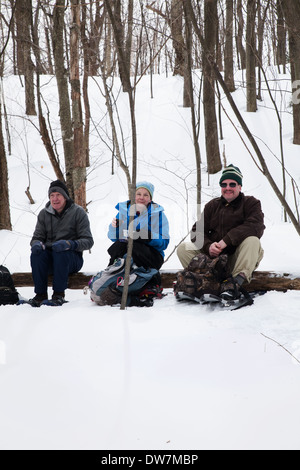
{"left": 220, "top": 182, "right": 237, "bottom": 188}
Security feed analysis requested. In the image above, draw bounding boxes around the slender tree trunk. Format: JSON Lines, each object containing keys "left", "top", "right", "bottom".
{"left": 16, "top": 0, "right": 36, "bottom": 115}
{"left": 15, "top": 0, "right": 25, "bottom": 73}
{"left": 276, "top": 0, "right": 286, "bottom": 72}
{"left": 224, "top": 0, "right": 235, "bottom": 92}
{"left": 203, "top": 0, "right": 221, "bottom": 174}
{"left": 111, "top": 0, "right": 131, "bottom": 92}
{"left": 81, "top": 0, "right": 91, "bottom": 168}
{"left": 246, "top": 0, "right": 257, "bottom": 112}
{"left": 236, "top": 0, "right": 246, "bottom": 70}
{"left": 70, "top": 0, "right": 86, "bottom": 208}
{"left": 52, "top": 0, "right": 74, "bottom": 193}
{"left": 171, "top": 0, "right": 185, "bottom": 76}
{"left": 0, "top": 102, "right": 12, "bottom": 231}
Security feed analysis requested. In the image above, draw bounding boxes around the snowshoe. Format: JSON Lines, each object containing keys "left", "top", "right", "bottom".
{"left": 175, "top": 291, "right": 203, "bottom": 303}
{"left": 17, "top": 293, "right": 48, "bottom": 307}
{"left": 176, "top": 288, "right": 266, "bottom": 310}
{"left": 41, "top": 295, "right": 68, "bottom": 307}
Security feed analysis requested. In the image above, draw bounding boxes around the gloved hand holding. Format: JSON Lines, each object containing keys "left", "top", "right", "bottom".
{"left": 52, "top": 240, "right": 78, "bottom": 252}
{"left": 31, "top": 241, "right": 45, "bottom": 254}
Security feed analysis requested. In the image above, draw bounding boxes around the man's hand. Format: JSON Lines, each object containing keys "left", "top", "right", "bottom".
{"left": 209, "top": 240, "right": 227, "bottom": 257}
{"left": 111, "top": 217, "right": 118, "bottom": 228}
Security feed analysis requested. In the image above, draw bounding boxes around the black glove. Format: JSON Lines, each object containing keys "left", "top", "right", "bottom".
{"left": 52, "top": 240, "right": 78, "bottom": 252}
{"left": 31, "top": 241, "right": 45, "bottom": 254}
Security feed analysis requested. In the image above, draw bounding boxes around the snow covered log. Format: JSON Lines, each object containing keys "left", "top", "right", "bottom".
{"left": 12, "top": 271, "right": 300, "bottom": 292}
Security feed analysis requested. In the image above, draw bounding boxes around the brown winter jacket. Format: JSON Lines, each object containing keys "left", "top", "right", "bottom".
{"left": 191, "top": 193, "right": 265, "bottom": 256}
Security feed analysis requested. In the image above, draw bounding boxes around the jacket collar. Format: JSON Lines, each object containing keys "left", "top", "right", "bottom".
{"left": 221, "top": 192, "right": 243, "bottom": 206}
{"left": 46, "top": 199, "right": 73, "bottom": 216}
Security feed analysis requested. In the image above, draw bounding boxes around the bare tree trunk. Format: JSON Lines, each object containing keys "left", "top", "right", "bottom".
{"left": 171, "top": 0, "right": 185, "bottom": 76}
{"left": 256, "top": 0, "right": 270, "bottom": 102}
{"left": 83, "top": 0, "right": 105, "bottom": 76}
{"left": 236, "top": 0, "right": 246, "bottom": 70}
{"left": 15, "top": 0, "right": 25, "bottom": 73}
{"left": 0, "top": 102, "right": 12, "bottom": 231}
{"left": 110, "top": 0, "right": 131, "bottom": 92}
{"left": 246, "top": 0, "right": 257, "bottom": 112}
{"left": 52, "top": 0, "right": 74, "bottom": 193}
{"left": 125, "top": 0, "right": 134, "bottom": 75}
{"left": 203, "top": 0, "right": 221, "bottom": 174}
{"left": 70, "top": 0, "right": 86, "bottom": 208}
{"left": 15, "top": 0, "right": 36, "bottom": 115}
{"left": 224, "top": 0, "right": 235, "bottom": 92}
{"left": 104, "top": 5, "right": 113, "bottom": 75}
{"left": 276, "top": 0, "right": 286, "bottom": 72}
{"left": 44, "top": 26, "right": 54, "bottom": 74}
{"left": 80, "top": 0, "right": 91, "bottom": 168}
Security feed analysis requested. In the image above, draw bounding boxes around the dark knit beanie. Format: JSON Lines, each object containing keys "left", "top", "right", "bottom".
{"left": 48, "top": 180, "right": 70, "bottom": 200}
{"left": 219, "top": 164, "right": 243, "bottom": 186}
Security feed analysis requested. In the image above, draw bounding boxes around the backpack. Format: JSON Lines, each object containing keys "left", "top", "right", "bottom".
{"left": 174, "top": 253, "right": 229, "bottom": 300}
{"left": 0, "top": 265, "right": 19, "bottom": 306}
{"left": 89, "top": 257, "right": 162, "bottom": 306}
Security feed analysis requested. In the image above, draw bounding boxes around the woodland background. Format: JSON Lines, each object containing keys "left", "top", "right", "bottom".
{"left": 0, "top": 0, "right": 299, "bottom": 236}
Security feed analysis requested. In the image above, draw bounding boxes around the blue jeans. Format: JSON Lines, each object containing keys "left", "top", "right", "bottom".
{"left": 30, "top": 249, "right": 83, "bottom": 294}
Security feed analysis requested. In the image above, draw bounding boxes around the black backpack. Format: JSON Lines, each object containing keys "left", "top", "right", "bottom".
{"left": 0, "top": 265, "right": 19, "bottom": 305}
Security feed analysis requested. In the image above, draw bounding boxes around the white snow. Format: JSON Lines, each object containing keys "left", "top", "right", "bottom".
{"left": 0, "top": 69, "right": 300, "bottom": 450}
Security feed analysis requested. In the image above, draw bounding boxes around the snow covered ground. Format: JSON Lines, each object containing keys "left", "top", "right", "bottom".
{"left": 0, "top": 70, "right": 300, "bottom": 450}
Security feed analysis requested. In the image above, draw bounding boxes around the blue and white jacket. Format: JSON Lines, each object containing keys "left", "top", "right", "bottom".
{"left": 108, "top": 200, "right": 170, "bottom": 258}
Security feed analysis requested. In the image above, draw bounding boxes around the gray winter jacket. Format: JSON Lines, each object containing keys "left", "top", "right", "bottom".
{"left": 31, "top": 200, "right": 94, "bottom": 253}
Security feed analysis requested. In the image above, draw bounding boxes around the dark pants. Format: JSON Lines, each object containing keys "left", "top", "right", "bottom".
{"left": 108, "top": 241, "right": 164, "bottom": 270}
{"left": 30, "top": 249, "right": 83, "bottom": 294}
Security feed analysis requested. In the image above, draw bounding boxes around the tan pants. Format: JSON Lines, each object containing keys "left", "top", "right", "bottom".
{"left": 177, "top": 236, "right": 264, "bottom": 283}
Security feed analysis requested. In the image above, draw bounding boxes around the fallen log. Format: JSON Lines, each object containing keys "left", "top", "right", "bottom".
{"left": 12, "top": 270, "right": 300, "bottom": 292}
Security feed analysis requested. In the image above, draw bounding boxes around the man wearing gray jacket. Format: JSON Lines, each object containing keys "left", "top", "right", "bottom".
{"left": 29, "top": 180, "right": 94, "bottom": 306}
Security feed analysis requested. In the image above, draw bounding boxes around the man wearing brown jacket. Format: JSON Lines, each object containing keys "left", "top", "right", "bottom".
{"left": 177, "top": 164, "right": 265, "bottom": 300}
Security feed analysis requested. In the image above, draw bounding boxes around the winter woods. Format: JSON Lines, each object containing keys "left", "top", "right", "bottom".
{"left": 0, "top": 0, "right": 299, "bottom": 234}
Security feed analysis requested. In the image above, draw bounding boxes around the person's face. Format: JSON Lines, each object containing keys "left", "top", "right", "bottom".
{"left": 220, "top": 179, "right": 241, "bottom": 203}
{"left": 135, "top": 188, "right": 151, "bottom": 206}
{"left": 50, "top": 192, "right": 67, "bottom": 213}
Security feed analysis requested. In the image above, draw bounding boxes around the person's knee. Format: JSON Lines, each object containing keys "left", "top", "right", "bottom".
{"left": 176, "top": 242, "right": 187, "bottom": 261}
{"left": 242, "top": 236, "right": 260, "bottom": 248}
{"left": 177, "top": 242, "right": 199, "bottom": 268}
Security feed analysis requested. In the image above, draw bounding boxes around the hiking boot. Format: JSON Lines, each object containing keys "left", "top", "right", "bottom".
{"left": 220, "top": 277, "right": 241, "bottom": 301}
{"left": 28, "top": 293, "right": 48, "bottom": 307}
{"left": 40, "top": 292, "right": 66, "bottom": 306}
{"left": 49, "top": 292, "right": 66, "bottom": 306}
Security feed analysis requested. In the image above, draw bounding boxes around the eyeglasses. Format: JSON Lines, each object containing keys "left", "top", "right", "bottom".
{"left": 220, "top": 182, "right": 237, "bottom": 188}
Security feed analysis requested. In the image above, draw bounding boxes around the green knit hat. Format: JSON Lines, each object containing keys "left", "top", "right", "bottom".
{"left": 219, "top": 164, "right": 243, "bottom": 186}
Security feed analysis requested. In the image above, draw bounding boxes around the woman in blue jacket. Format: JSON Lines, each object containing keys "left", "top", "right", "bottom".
{"left": 107, "top": 182, "right": 169, "bottom": 270}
